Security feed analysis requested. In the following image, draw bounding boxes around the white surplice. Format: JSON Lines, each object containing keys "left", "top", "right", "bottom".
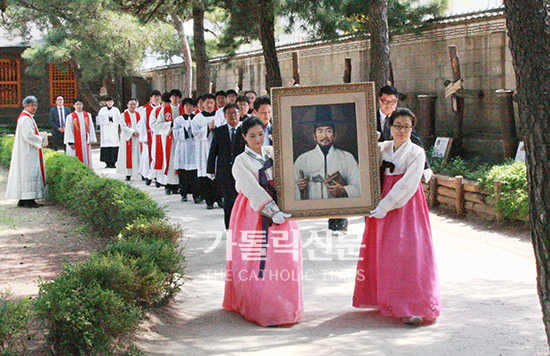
{"left": 136, "top": 104, "right": 158, "bottom": 179}
{"left": 96, "top": 106, "right": 121, "bottom": 147}
{"left": 5, "top": 110, "right": 46, "bottom": 200}
{"left": 191, "top": 111, "right": 217, "bottom": 177}
{"left": 150, "top": 104, "right": 180, "bottom": 185}
{"left": 173, "top": 114, "right": 198, "bottom": 171}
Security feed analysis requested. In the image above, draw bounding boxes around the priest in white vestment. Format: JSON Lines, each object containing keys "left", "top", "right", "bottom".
{"left": 117, "top": 99, "right": 141, "bottom": 180}
{"left": 6, "top": 96, "right": 46, "bottom": 208}
{"left": 65, "top": 98, "right": 97, "bottom": 168}
{"left": 150, "top": 89, "right": 183, "bottom": 194}
{"left": 137, "top": 90, "right": 161, "bottom": 184}
{"left": 294, "top": 105, "right": 361, "bottom": 200}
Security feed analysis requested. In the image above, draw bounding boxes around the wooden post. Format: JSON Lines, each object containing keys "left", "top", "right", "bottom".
{"left": 237, "top": 67, "right": 244, "bottom": 92}
{"left": 494, "top": 180, "right": 503, "bottom": 221}
{"left": 343, "top": 58, "right": 352, "bottom": 84}
{"left": 292, "top": 52, "right": 300, "bottom": 85}
{"left": 455, "top": 175, "right": 464, "bottom": 215}
{"left": 428, "top": 176, "right": 438, "bottom": 208}
{"left": 449, "top": 46, "right": 465, "bottom": 154}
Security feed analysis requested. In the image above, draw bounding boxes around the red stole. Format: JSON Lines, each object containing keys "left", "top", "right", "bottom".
{"left": 144, "top": 103, "right": 155, "bottom": 165}
{"left": 153, "top": 106, "right": 164, "bottom": 170}
{"left": 71, "top": 111, "right": 91, "bottom": 166}
{"left": 162, "top": 104, "right": 184, "bottom": 175}
{"left": 18, "top": 112, "right": 45, "bottom": 186}
{"left": 124, "top": 110, "right": 140, "bottom": 170}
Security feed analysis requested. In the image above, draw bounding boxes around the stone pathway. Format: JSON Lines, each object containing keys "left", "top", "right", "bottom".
{"left": 93, "top": 149, "right": 548, "bottom": 356}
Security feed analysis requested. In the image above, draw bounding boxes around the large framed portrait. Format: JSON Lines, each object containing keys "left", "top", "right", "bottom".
{"left": 271, "top": 82, "right": 381, "bottom": 219}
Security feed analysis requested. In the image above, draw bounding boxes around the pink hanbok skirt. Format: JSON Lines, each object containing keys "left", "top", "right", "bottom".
{"left": 223, "top": 192, "right": 304, "bottom": 326}
{"left": 353, "top": 174, "right": 441, "bottom": 319}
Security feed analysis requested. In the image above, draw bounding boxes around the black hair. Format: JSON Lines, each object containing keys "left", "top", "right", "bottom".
{"left": 169, "top": 89, "right": 183, "bottom": 98}
{"left": 245, "top": 90, "right": 257, "bottom": 96}
{"left": 226, "top": 89, "right": 238, "bottom": 97}
{"left": 181, "top": 97, "right": 195, "bottom": 106}
{"left": 149, "top": 89, "right": 161, "bottom": 97}
{"left": 253, "top": 96, "right": 271, "bottom": 112}
{"left": 105, "top": 96, "right": 114, "bottom": 101}
{"left": 128, "top": 98, "right": 138, "bottom": 103}
{"left": 215, "top": 90, "right": 226, "bottom": 98}
{"left": 236, "top": 95, "right": 250, "bottom": 104}
{"left": 378, "top": 85, "right": 399, "bottom": 98}
{"left": 73, "top": 98, "right": 83, "bottom": 104}
{"left": 161, "top": 92, "right": 171, "bottom": 103}
{"left": 203, "top": 93, "right": 216, "bottom": 101}
{"left": 241, "top": 116, "right": 266, "bottom": 136}
{"left": 223, "top": 102, "right": 239, "bottom": 113}
{"left": 388, "top": 107, "right": 417, "bottom": 127}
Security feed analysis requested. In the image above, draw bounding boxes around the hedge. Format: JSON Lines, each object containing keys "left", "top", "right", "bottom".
{"left": 0, "top": 135, "right": 14, "bottom": 168}
{"left": 45, "top": 152, "right": 165, "bottom": 236}
{"left": 30, "top": 152, "right": 186, "bottom": 355}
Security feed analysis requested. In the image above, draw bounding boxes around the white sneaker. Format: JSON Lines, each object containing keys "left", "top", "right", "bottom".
{"left": 403, "top": 316, "right": 423, "bottom": 325}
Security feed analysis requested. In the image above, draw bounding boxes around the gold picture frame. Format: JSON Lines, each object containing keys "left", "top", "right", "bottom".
{"left": 271, "top": 82, "right": 381, "bottom": 219}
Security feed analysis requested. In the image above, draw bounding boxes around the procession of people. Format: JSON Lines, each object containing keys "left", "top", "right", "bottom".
{"left": 5, "top": 85, "right": 440, "bottom": 328}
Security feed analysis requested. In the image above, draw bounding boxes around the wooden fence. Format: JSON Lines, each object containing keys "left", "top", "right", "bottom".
{"left": 422, "top": 174, "right": 507, "bottom": 221}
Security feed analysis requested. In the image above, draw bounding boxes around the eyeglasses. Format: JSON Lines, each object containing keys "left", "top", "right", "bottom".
{"left": 392, "top": 124, "right": 413, "bottom": 131}
{"left": 380, "top": 99, "right": 398, "bottom": 105}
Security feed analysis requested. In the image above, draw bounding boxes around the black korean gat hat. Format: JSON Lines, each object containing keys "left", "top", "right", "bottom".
{"left": 305, "top": 105, "right": 346, "bottom": 127}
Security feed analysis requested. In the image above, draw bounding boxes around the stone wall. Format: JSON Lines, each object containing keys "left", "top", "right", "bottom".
{"left": 143, "top": 10, "right": 518, "bottom": 161}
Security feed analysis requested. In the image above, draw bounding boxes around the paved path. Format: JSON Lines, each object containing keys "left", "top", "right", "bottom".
{"left": 93, "top": 150, "right": 547, "bottom": 356}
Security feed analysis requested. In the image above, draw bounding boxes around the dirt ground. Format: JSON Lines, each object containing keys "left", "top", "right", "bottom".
{"left": 0, "top": 167, "right": 106, "bottom": 299}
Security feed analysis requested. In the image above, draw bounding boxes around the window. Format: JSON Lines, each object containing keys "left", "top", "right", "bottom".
{"left": 49, "top": 63, "right": 78, "bottom": 105}
{"left": 0, "top": 59, "right": 21, "bottom": 107}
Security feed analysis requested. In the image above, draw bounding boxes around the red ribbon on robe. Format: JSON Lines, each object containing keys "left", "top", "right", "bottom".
{"left": 71, "top": 111, "right": 91, "bottom": 167}
{"left": 18, "top": 112, "right": 45, "bottom": 186}
{"left": 124, "top": 110, "right": 140, "bottom": 170}
{"left": 153, "top": 106, "right": 164, "bottom": 170}
{"left": 162, "top": 105, "right": 184, "bottom": 175}
{"left": 144, "top": 103, "right": 154, "bottom": 165}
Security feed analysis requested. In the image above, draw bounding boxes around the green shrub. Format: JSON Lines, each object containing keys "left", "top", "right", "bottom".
{"left": 0, "top": 291, "right": 34, "bottom": 355}
{"left": 105, "top": 234, "right": 187, "bottom": 303}
{"left": 0, "top": 136, "right": 15, "bottom": 168}
{"left": 45, "top": 154, "right": 165, "bottom": 237}
{"left": 427, "top": 148, "right": 491, "bottom": 181}
{"left": 480, "top": 160, "right": 529, "bottom": 220}
{"left": 35, "top": 271, "right": 142, "bottom": 355}
{"left": 120, "top": 218, "right": 184, "bottom": 243}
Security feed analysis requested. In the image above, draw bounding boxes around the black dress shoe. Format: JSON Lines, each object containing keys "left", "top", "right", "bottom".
{"left": 217, "top": 200, "right": 224, "bottom": 208}
{"left": 206, "top": 204, "right": 214, "bottom": 210}
{"left": 165, "top": 188, "right": 173, "bottom": 195}
{"left": 125, "top": 176, "right": 131, "bottom": 181}
{"left": 194, "top": 197, "right": 203, "bottom": 204}
{"left": 181, "top": 196, "right": 188, "bottom": 202}
{"left": 145, "top": 179, "right": 152, "bottom": 186}
{"left": 18, "top": 199, "right": 39, "bottom": 208}
{"left": 155, "top": 181, "right": 161, "bottom": 188}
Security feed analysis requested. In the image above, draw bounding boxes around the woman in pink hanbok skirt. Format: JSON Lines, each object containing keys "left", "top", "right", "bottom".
{"left": 223, "top": 117, "right": 303, "bottom": 327}
{"left": 353, "top": 108, "right": 440, "bottom": 325}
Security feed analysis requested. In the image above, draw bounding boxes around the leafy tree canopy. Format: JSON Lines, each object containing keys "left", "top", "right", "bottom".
{"left": 283, "top": 0, "right": 450, "bottom": 40}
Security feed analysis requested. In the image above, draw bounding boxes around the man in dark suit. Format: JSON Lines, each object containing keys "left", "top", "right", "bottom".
{"left": 49, "top": 95, "right": 72, "bottom": 151}
{"left": 377, "top": 85, "right": 431, "bottom": 174}
{"left": 207, "top": 103, "right": 243, "bottom": 228}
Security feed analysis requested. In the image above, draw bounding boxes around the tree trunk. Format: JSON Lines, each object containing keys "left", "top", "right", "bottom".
{"left": 72, "top": 61, "right": 101, "bottom": 112}
{"left": 368, "top": 0, "right": 391, "bottom": 93}
{"left": 193, "top": 5, "right": 210, "bottom": 96}
{"left": 171, "top": 13, "right": 193, "bottom": 97}
{"left": 503, "top": 0, "right": 550, "bottom": 350}
{"left": 258, "top": 0, "right": 282, "bottom": 90}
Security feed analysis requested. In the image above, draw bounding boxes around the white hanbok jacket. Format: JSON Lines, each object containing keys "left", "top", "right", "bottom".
{"left": 377, "top": 139, "right": 426, "bottom": 213}
{"left": 5, "top": 111, "right": 46, "bottom": 200}
{"left": 294, "top": 145, "right": 361, "bottom": 200}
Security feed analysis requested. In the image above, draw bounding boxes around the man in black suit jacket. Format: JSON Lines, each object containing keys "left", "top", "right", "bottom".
{"left": 207, "top": 103, "right": 243, "bottom": 229}
{"left": 49, "top": 95, "right": 72, "bottom": 151}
